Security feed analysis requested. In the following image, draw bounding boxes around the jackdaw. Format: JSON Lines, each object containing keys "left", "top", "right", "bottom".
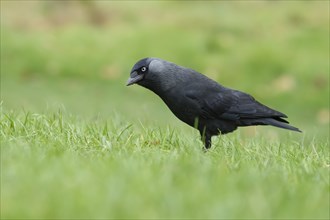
{"left": 127, "top": 58, "right": 301, "bottom": 149}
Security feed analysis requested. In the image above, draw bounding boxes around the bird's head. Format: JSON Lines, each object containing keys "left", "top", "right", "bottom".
{"left": 126, "top": 58, "right": 152, "bottom": 86}
{"left": 127, "top": 57, "right": 184, "bottom": 93}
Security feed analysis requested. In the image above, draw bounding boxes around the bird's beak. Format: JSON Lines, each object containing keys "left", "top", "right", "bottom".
{"left": 126, "top": 71, "right": 143, "bottom": 86}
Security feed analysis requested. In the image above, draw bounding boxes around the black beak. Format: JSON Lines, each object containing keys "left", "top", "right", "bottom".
{"left": 126, "top": 71, "right": 143, "bottom": 86}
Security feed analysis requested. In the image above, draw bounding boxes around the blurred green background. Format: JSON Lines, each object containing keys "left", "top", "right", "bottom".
{"left": 1, "top": 1, "right": 329, "bottom": 132}
{"left": 1, "top": 0, "right": 329, "bottom": 219}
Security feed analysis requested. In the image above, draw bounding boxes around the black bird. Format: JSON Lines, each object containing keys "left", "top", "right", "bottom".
{"left": 127, "top": 58, "right": 301, "bottom": 149}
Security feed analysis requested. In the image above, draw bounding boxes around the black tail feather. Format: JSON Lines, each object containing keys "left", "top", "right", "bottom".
{"left": 263, "top": 118, "right": 301, "bottom": 132}
{"left": 239, "top": 117, "right": 301, "bottom": 132}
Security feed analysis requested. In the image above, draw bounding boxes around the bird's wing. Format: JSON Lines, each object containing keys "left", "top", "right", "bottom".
{"left": 185, "top": 84, "right": 287, "bottom": 121}
{"left": 224, "top": 90, "right": 288, "bottom": 119}
{"left": 184, "top": 84, "right": 236, "bottom": 119}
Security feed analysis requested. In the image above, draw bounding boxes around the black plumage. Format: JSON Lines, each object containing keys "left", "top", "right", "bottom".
{"left": 127, "top": 58, "right": 301, "bottom": 149}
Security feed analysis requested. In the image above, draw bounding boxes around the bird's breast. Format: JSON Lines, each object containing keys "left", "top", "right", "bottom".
{"left": 160, "top": 92, "right": 198, "bottom": 127}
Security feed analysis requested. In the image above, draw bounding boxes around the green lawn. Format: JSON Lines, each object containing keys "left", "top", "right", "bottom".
{"left": 1, "top": 110, "right": 329, "bottom": 219}
{"left": 1, "top": 1, "right": 329, "bottom": 219}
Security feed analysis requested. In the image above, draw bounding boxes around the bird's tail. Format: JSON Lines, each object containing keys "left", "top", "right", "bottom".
{"left": 240, "top": 117, "right": 301, "bottom": 132}
{"left": 261, "top": 118, "right": 301, "bottom": 132}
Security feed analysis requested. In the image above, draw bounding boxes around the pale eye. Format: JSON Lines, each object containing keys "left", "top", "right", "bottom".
{"left": 141, "top": 67, "right": 147, "bottom": 72}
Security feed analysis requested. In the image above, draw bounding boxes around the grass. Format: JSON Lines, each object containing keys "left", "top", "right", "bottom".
{"left": 1, "top": 110, "right": 329, "bottom": 219}
{"left": 1, "top": 1, "right": 329, "bottom": 219}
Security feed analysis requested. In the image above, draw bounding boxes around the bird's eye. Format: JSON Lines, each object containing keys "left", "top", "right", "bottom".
{"left": 141, "top": 67, "right": 147, "bottom": 72}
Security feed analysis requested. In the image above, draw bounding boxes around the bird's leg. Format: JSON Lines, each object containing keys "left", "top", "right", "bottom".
{"left": 200, "top": 129, "right": 212, "bottom": 150}
{"left": 204, "top": 134, "right": 212, "bottom": 150}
